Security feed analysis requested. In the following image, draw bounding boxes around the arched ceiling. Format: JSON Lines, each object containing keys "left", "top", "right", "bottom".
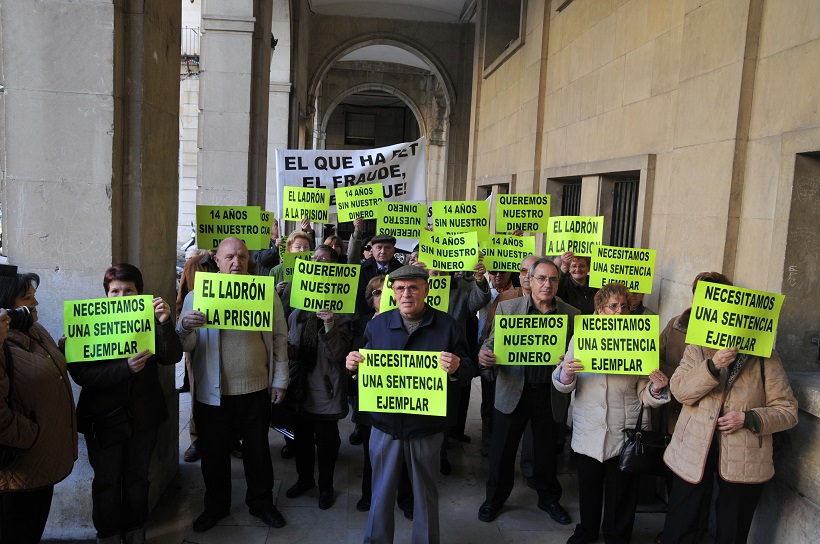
{"left": 309, "top": 0, "right": 476, "bottom": 23}
{"left": 338, "top": 45, "right": 431, "bottom": 71}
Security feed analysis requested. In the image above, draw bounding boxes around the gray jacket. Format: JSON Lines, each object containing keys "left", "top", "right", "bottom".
{"left": 482, "top": 295, "right": 580, "bottom": 418}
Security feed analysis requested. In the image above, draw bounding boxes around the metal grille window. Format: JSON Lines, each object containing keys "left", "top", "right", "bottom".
{"left": 609, "top": 178, "right": 639, "bottom": 247}
{"left": 345, "top": 113, "right": 376, "bottom": 146}
{"left": 561, "top": 182, "right": 581, "bottom": 216}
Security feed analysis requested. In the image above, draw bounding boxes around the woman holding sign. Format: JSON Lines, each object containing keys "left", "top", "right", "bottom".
{"left": 0, "top": 266, "right": 76, "bottom": 544}
{"left": 661, "top": 335, "right": 797, "bottom": 542}
{"left": 554, "top": 283, "right": 669, "bottom": 544}
{"left": 68, "top": 264, "right": 182, "bottom": 544}
{"left": 283, "top": 246, "right": 354, "bottom": 510}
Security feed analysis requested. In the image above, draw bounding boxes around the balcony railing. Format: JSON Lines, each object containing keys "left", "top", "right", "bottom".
{"left": 181, "top": 27, "right": 200, "bottom": 58}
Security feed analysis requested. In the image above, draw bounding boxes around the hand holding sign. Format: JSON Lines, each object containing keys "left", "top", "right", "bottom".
{"left": 346, "top": 350, "right": 364, "bottom": 373}
{"left": 153, "top": 297, "right": 171, "bottom": 324}
{"left": 182, "top": 310, "right": 207, "bottom": 330}
{"left": 439, "top": 352, "right": 460, "bottom": 375}
{"left": 127, "top": 349, "right": 153, "bottom": 374}
{"left": 558, "top": 358, "right": 583, "bottom": 384}
{"left": 711, "top": 346, "right": 739, "bottom": 369}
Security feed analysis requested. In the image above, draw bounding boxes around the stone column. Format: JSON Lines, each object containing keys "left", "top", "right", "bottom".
{"left": 198, "top": 0, "right": 256, "bottom": 206}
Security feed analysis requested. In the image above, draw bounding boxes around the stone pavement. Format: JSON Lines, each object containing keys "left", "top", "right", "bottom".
{"left": 58, "top": 360, "right": 676, "bottom": 543}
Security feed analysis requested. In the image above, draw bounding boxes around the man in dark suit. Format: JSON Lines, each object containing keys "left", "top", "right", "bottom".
{"left": 477, "top": 257, "right": 579, "bottom": 525}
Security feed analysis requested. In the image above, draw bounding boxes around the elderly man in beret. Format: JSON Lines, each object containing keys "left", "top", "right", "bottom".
{"left": 348, "top": 217, "right": 405, "bottom": 317}
{"left": 346, "top": 265, "right": 474, "bottom": 544}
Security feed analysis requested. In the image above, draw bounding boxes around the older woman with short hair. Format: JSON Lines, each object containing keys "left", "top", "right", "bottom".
{"left": 0, "top": 266, "right": 77, "bottom": 544}
{"left": 554, "top": 282, "right": 669, "bottom": 544}
{"left": 661, "top": 277, "right": 797, "bottom": 544}
{"left": 69, "top": 263, "right": 182, "bottom": 544}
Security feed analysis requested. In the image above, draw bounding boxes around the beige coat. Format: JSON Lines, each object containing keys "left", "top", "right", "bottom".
{"left": 663, "top": 344, "right": 797, "bottom": 484}
{"left": 553, "top": 337, "right": 669, "bottom": 463}
{"left": 0, "top": 324, "right": 77, "bottom": 490}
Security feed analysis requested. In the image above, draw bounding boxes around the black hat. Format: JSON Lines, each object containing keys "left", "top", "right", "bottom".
{"left": 370, "top": 234, "right": 397, "bottom": 246}
{"left": 388, "top": 265, "right": 429, "bottom": 282}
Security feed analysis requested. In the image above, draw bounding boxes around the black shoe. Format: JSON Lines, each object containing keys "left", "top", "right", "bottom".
{"left": 192, "top": 510, "right": 229, "bottom": 532}
{"left": 318, "top": 488, "right": 334, "bottom": 510}
{"left": 250, "top": 506, "right": 286, "bottom": 529}
{"left": 230, "top": 441, "right": 242, "bottom": 459}
{"left": 478, "top": 501, "right": 501, "bottom": 522}
{"left": 403, "top": 505, "right": 414, "bottom": 520}
{"left": 538, "top": 500, "right": 571, "bottom": 525}
{"left": 183, "top": 442, "right": 200, "bottom": 463}
{"left": 525, "top": 477, "right": 536, "bottom": 489}
{"left": 356, "top": 497, "right": 371, "bottom": 512}
{"left": 654, "top": 531, "right": 663, "bottom": 544}
{"left": 440, "top": 458, "right": 452, "bottom": 475}
{"left": 176, "top": 384, "right": 190, "bottom": 394}
{"left": 349, "top": 427, "right": 362, "bottom": 445}
{"left": 281, "top": 444, "right": 294, "bottom": 459}
{"left": 450, "top": 432, "right": 471, "bottom": 443}
{"left": 285, "top": 480, "right": 315, "bottom": 498}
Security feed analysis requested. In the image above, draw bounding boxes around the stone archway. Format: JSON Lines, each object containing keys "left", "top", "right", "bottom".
{"left": 307, "top": 34, "right": 455, "bottom": 203}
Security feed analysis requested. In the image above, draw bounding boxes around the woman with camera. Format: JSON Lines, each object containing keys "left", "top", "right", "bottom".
{"left": 0, "top": 265, "right": 77, "bottom": 544}
{"left": 68, "top": 264, "right": 182, "bottom": 544}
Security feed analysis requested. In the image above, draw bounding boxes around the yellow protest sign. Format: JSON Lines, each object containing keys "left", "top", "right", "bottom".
{"left": 290, "top": 259, "right": 360, "bottom": 314}
{"left": 259, "top": 210, "right": 274, "bottom": 249}
{"left": 376, "top": 201, "right": 426, "bottom": 239}
{"left": 545, "top": 216, "right": 604, "bottom": 257}
{"left": 281, "top": 252, "right": 314, "bottom": 282}
{"left": 493, "top": 314, "right": 568, "bottom": 365}
{"left": 573, "top": 315, "right": 660, "bottom": 375}
{"left": 431, "top": 200, "right": 490, "bottom": 243}
{"left": 495, "top": 194, "right": 551, "bottom": 233}
{"left": 589, "top": 246, "right": 656, "bottom": 294}
{"left": 193, "top": 272, "right": 276, "bottom": 331}
{"left": 417, "top": 230, "right": 479, "bottom": 273}
{"left": 282, "top": 186, "right": 330, "bottom": 223}
{"left": 379, "top": 274, "right": 450, "bottom": 313}
{"left": 196, "top": 205, "right": 265, "bottom": 251}
{"left": 685, "top": 282, "right": 784, "bottom": 357}
{"left": 335, "top": 183, "right": 384, "bottom": 222}
{"left": 63, "top": 295, "right": 156, "bottom": 363}
{"left": 358, "top": 349, "right": 447, "bottom": 416}
{"left": 482, "top": 235, "right": 537, "bottom": 272}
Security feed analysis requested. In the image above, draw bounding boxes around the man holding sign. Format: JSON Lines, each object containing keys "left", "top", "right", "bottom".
{"left": 345, "top": 265, "right": 473, "bottom": 544}
{"left": 477, "top": 258, "right": 579, "bottom": 526}
{"left": 177, "top": 237, "right": 289, "bottom": 533}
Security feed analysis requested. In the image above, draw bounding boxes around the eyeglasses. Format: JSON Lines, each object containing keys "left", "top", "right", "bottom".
{"left": 604, "top": 303, "right": 629, "bottom": 311}
{"left": 363, "top": 246, "right": 372, "bottom": 251}
{"left": 488, "top": 271, "right": 503, "bottom": 276}
{"left": 371, "top": 289, "right": 382, "bottom": 297}
{"left": 531, "top": 275, "right": 559, "bottom": 285}
{"left": 393, "top": 285, "right": 421, "bottom": 295}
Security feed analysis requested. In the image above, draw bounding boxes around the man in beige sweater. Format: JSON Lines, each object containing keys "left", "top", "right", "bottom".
{"left": 177, "top": 237, "right": 290, "bottom": 533}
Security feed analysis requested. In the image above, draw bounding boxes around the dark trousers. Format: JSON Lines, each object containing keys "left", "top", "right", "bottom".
{"left": 573, "top": 454, "right": 640, "bottom": 544}
{"left": 663, "top": 441, "right": 764, "bottom": 544}
{"left": 195, "top": 390, "right": 274, "bottom": 515}
{"left": 485, "top": 385, "right": 561, "bottom": 506}
{"left": 86, "top": 427, "right": 159, "bottom": 538}
{"left": 480, "top": 376, "right": 495, "bottom": 451}
{"left": 452, "top": 381, "right": 471, "bottom": 437}
{"left": 293, "top": 415, "right": 341, "bottom": 490}
{"left": 0, "top": 485, "right": 53, "bottom": 544}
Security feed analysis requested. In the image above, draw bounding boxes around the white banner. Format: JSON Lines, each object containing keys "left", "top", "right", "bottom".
{"left": 275, "top": 138, "right": 428, "bottom": 221}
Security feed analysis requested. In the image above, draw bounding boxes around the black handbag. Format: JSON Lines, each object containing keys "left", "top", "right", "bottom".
{"left": 619, "top": 401, "right": 671, "bottom": 476}
{"left": 0, "top": 343, "right": 19, "bottom": 469}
